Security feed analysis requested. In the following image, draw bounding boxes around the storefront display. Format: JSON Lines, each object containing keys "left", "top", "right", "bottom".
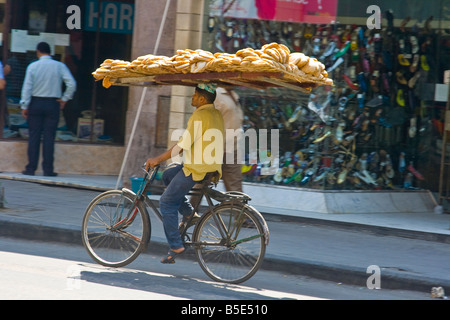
{"left": 0, "top": 0, "right": 134, "bottom": 145}
{"left": 206, "top": 2, "right": 449, "bottom": 193}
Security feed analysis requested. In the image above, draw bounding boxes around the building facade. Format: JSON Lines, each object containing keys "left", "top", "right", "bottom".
{"left": 1, "top": 0, "right": 450, "bottom": 208}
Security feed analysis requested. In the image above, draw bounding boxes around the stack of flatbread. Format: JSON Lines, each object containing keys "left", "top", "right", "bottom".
{"left": 129, "top": 54, "right": 176, "bottom": 75}
{"left": 92, "top": 42, "right": 333, "bottom": 88}
{"left": 234, "top": 43, "right": 291, "bottom": 72}
{"left": 92, "top": 59, "right": 132, "bottom": 79}
{"left": 93, "top": 59, "right": 145, "bottom": 88}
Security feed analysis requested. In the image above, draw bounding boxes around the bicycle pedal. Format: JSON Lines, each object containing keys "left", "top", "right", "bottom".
{"left": 182, "top": 233, "right": 191, "bottom": 242}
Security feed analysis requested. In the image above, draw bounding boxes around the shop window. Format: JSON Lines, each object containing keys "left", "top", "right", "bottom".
{"left": 205, "top": 1, "right": 450, "bottom": 192}
{"left": 1, "top": 0, "right": 134, "bottom": 145}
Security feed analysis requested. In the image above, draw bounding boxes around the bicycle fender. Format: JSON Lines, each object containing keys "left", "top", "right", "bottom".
{"left": 121, "top": 188, "right": 147, "bottom": 201}
{"left": 121, "top": 188, "right": 135, "bottom": 196}
{"left": 243, "top": 204, "right": 270, "bottom": 246}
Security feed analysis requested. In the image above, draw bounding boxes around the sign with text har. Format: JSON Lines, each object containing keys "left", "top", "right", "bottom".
{"left": 85, "top": 0, "right": 134, "bottom": 34}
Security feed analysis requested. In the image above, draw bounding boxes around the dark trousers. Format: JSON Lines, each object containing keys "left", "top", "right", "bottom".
{"left": 25, "top": 97, "right": 60, "bottom": 174}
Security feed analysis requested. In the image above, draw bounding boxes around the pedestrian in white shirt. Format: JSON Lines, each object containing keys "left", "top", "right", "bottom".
{"left": 20, "top": 42, "right": 76, "bottom": 176}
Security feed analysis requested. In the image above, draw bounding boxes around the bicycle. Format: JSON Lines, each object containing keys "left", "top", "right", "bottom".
{"left": 81, "top": 164, "right": 270, "bottom": 284}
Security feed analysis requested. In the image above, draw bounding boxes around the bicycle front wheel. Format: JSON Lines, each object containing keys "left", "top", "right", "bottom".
{"left": 81, "top": 190, "right": 150, "bottom": 268}
{"left": 193, "top": 203, "right": 267, "bottom": 284}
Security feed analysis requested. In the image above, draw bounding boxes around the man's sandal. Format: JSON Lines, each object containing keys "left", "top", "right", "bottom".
{"left": 161, "top": 248, "right": 185, "bottom": 264}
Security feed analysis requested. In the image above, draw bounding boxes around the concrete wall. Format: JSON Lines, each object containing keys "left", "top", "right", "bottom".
{"left": 0, "top": 140, "right": 123, "bottom": 175}
{"left": 234, "top": 182, "right": 438, "bottom": 214}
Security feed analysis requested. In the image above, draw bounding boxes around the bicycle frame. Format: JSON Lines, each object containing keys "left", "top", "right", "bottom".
{"left": 114, "top": 165, "right": 268, "bottom": 248}
{"left": 82, "top": 163, "right": 270, "bottom": 283}
{"left": 109, "top": 166, "right": 158, "bottom": 232}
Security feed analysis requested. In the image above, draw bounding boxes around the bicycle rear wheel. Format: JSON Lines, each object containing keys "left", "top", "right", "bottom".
{"left": 193, "top": 203, "right": 267, "bottom": 284}
{"left": 81, "top": 190, "right": 150, "bottom": 268}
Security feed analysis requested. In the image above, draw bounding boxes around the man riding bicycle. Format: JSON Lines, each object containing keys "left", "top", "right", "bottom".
{"left": 145, "top": 84, "right": 225, "bottom": 264}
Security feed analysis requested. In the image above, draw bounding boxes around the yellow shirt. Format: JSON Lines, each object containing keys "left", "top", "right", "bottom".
{"left": 177, "top": 104, "right": 225, "bottom": 181}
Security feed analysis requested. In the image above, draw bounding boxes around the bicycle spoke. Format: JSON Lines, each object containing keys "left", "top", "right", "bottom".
{"left": 194, "top": 203, "right": 266, "bottom": 283}
{"left": 116, "top": 229, "right": 143, "bottom": 242}
{"left": 82, "top": 190, "right": 150, "bottom": 268}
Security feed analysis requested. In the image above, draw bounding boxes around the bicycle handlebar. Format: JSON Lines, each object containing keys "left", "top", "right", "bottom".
{"left": 142, "top": 161, "right": 181, "bottom": 173}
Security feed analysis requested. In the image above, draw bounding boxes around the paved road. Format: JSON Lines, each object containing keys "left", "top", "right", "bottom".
{"left": 0, "top": 237, "right": 433, "bottom": 301}
{"left": 1, "top": 179, "right": 450, "bottom": 293}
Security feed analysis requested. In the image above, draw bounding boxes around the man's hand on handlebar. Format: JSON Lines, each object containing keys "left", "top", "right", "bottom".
{"left": 145, "top": 157, "right": 160, "bottom": 171}
{"left": 144, "top": 144, "right": 182, "bottom": 172}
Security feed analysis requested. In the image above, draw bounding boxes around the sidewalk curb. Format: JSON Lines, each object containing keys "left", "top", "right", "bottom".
{"left": 1, "top": 219, "right": 448, "bottom": 293}
{"left": 0, "top": 175, "right": 112, "bottom": 192}
{"left": 2, "top": 175, "right": 450, "bottom": 243}
{"left": 261, "top": 212, "right": 450, "bottom": 244}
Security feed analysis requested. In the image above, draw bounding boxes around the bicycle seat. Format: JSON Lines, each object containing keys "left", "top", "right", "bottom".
{"left": 194, "top": 171, "right": 251, "bottom": 202}
{"left": 205, "top": 187, "right": 252, "bottom": 202}
{"left": 203, "top": 171, "right": 220, "bottom": 185}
